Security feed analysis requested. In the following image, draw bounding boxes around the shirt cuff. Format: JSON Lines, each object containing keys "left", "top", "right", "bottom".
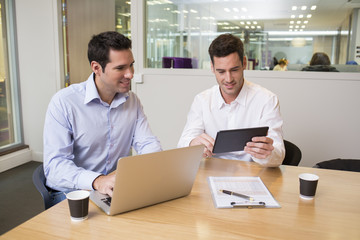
{"left": 77, "top": 170, "right": 102, "bottom": 191}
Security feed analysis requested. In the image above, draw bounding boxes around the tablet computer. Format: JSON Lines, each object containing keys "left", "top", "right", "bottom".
{"left": 212, "top": 126, "right": 269, "bottom": 154}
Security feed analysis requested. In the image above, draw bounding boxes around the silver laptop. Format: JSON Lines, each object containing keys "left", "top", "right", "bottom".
{"left": 90, "top": 145, "right": 204, "bottom": 215}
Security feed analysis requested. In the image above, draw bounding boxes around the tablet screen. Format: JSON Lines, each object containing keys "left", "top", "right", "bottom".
{"left": 212, "top": 127, "right": 269, "bottom": 154}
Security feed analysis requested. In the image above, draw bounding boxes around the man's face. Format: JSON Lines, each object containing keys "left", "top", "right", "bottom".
{"left": 96, "top": 49, "right": 134, "bottom": 94}
{"left": 211, "top": 52, "right": 246, "bottom": 104}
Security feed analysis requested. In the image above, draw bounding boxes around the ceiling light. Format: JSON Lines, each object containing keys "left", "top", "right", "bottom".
{"left": 257, "top": 26, "right": 261, "bottom": 29}
{"left": 241, "top": 7, "right": 247, "bottom": 12}
{"left": 292, "top": 6, "right": 297, "bottom": 11}
{"left": 304, "top": 20, "right": 308, "bottom": 24}
{"left": 245, "top": 26, "right": 249, "bottom": 29}
{"left": 253, "top": 21, "right": 257, "bottom": 24}
{"left": 297, "top": 21, "right": 301, "bottom": 24}
{"left": 251, "top": 26, "right": 255, "bottom": 29}
{"left": 311, "top": 5, "right": 317, "bottom": 10}
{"left": 295, "top": 25, "right": 299, "bottom": 28}
{"left": 301, "top": 25, "right": 305, "bottom": 28}
{"left": 246, "top": 21, "right": 251, "bottom": 24}
{"left": 289, "top": 29, "right": 293, "bottom": 32}
{"left": 224, "top": 8, "right": 230, "bottom": 12}
{"left": 301, "top": 6, "right": 307, "bottom": 10}
{"left": 289, "top": 26, "right": 293, "bottom": 28}
{"left": 290, "top": 21, "right": 294, "bottom": 24}
{"left": 240, "top": 21, "right": 245, "bottom": 25}
{"left": 233, "top": 8, "right": 239, "bottom": 12}
{"left": 291, "top": 15, "right": 295, "bottom": 18}
{"left": 299, "top": 15, "right": 304, "bottom": 18}
{"left": 307, "top": 14, "right": 312, "bottom": 18}
{"left": 190, "top": 9, "right": 198, "bottom": 13}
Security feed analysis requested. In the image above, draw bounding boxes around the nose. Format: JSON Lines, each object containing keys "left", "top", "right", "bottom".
{"left": 224, "top": 71, "right": 232, "bottom": 82}
{"left": 124, "top": 67, "right": 134, "bottom": 80}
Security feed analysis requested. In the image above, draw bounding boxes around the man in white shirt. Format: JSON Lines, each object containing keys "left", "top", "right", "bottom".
{"left": 178, "top": 34, "right": 284, "bottom": 167}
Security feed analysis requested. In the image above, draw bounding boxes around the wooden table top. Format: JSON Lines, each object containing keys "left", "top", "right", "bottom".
{"left": 2, "top": 158, "right": 360, "bottom": 239}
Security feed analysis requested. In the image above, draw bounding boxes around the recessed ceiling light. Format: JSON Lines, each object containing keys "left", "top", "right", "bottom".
{"left": 253, "top": 21, "right": 257, "bottom": 24}
{"left": 295, "top": 25, "right": 299, "bottom": 28}
{"left": 289, "top": 26, "right": 293, "bottom": 28}
{"left": 301, "top": 25, "right": 305, "bottom": 28}
{"left": 291, "top": 15, "right": 295, "bottom": 18}
{"left": 251, "top": 26, "right": 255, "bottom": 29}
{"left": 307, "top": 14, "right": 312, "bottom": 18}
{"left": 299, "top": 15, "right": 304, "bottom": 18}
{"left": 245, "top": 26, "right": 249, "bottom": 29}
{"left": 246, "top": 21, "right": 251, "bottom": 24}
{"left": 241, "top": 7, "right": 247, "bottom": 12}
{"left": 224, "top": 8, "right": 230, "bottom": 12}
{"left": 240, "top": 21, "right": 245, "bottom": 25}
{"left": 257, "top": 26, "right": 261, "bottom": 29}
{"left": 311, "top": 5, "right": 317, "bottom": 10}
{"left": 190, "top": 9, "right": 198, "bottom": 13}
{"left": 292, "top": 6, "right": 297, "bottom": 11}
{"left": 233, "top": 8, "right": 239, "bottom": 12}
{"left": 290, "top": 21, "right": 294, "bottom": 24}
{"left": 297, "top": 21, "right": 301, "bottom": 24}
{"left": 301, "top": 6, "right": 307, "bottom": 10}
{"left": 304, "top": 20, "right": 308, "bottom": 24}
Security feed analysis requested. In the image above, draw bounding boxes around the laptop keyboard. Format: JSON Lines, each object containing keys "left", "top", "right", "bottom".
{"left": 101, "top": 197, "right": 112, "bottom": 206}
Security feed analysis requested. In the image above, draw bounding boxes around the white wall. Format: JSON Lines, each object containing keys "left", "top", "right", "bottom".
{"left": 15, "top": 0, "right": 62, "bottom": 160}
{"left": 134, "top": 70, "right": 360, "bottom": 167}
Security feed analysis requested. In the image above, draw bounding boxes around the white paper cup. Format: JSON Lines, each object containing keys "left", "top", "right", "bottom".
{"left": 66, "top": 190, "right": 90, "bottom": 221}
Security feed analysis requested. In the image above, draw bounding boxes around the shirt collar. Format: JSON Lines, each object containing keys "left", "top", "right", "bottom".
{"left": 84, "top": 73, "right": 129, "bottom": 107}
{"left": 215, "top": 80, "right": 248, "bottom": 109}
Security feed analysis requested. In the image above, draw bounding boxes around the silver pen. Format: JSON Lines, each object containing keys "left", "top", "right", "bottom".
{"left": 220, "top": 189, "right": 254, "bottom": 201}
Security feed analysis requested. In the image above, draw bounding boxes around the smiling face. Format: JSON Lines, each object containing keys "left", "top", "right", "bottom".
{"left": 92, "top": 49, "right": 134, "bottom": 103}
{"left": 211, "top": 52, "right": 247, "bottom": 104}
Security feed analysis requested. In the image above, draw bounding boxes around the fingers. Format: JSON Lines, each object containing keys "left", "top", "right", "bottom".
{"left": 244, "top": 137, "right": 274, "bottom": 159}
{"left": 190, "top": 133, "right": 215, "bottom": 158}
{"left": 93, "top": 174, "right": 116, "bottom": 197}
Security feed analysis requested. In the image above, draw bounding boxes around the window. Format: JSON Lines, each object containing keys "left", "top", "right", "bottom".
{"left": 0, "top": 0, "right": 23, "bottom": 153}
{"left": 145, "top": 0, "right": 360, "bottom": 72}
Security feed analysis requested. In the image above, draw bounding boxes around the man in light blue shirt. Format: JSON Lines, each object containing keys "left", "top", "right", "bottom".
{"left": 43, "top": 31, "right": 162, "bottom": 205}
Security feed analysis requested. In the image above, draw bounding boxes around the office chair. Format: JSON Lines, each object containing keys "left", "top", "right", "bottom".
{"left": 32, "top": 163, "right": 53, "bottom": 210}
{"left": 282, "top": 140, "right": 302, "bottom": 166}
{"left": 313, "top": 159, "right": 360, "bottom": 172}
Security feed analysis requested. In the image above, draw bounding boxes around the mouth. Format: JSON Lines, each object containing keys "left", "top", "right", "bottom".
{"left": 224, "top": 82, "right": 236, "bottom": 89}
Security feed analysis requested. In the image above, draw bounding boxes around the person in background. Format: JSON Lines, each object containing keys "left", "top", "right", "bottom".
{"left": 301, "top": 52, "right": 338, "bottom": 72}
{"left": 178, "top": 34, "right": 285, "bottom": 167}
{"left": 273, "top": 58, "right": 288, "bottom": 71}
{"left": 43, "top": 31, "right": 162, "bottom": 206}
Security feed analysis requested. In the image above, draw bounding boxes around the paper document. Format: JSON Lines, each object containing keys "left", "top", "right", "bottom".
{"left": 208, "top": 176, "right": 281, "bottom": 208}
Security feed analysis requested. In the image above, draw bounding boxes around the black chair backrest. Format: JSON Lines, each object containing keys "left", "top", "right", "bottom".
{"left": 32, "top": 163, "right": 52, "bottom": 210}
{"left": 314, "top": 159, "right": 360, "bottom": 172}
{"left": 282, "top": 140, "right": 302, "bottom": 166}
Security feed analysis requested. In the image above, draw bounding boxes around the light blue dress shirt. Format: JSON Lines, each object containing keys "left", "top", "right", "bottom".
{"left": 43, "top": 73, "right": 162, "bottom": 192}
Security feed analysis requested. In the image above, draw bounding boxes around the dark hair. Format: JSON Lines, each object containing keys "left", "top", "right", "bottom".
{"left": 88, "top": 31, "right": 132, "bottom": 72}
{"left": 278, "top": 58, "right": 287, "bottom": 65}
{"left": 309, "top": 52, "right": 330, "bottom": 66}
{"left": 208, "top": 34, "right": 244, "bottom": 65}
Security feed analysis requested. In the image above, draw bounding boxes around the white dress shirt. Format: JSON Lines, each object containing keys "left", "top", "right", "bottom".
{"left": 43, "top": 73, "right": 162, "bottom": 192}
{"left": 178, "top": 80, "right": 284, "bottom": 167}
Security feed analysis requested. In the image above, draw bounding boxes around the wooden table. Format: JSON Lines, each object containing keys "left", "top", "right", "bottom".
{"left": 2, "top": 158, "right": 360, "bottom": 239}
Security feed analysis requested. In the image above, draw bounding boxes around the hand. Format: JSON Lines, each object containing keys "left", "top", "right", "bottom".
{"left": 190, "top": 133, "right": 215, "bottom": 158}
{"left": 244, "top": 136, "right": 274, "bottom": 159}
{"left": 92, "top": 174, "right": 116, "bottom": 197}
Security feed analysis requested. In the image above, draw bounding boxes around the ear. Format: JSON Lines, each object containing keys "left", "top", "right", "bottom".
{"left": 211, "top": 61, "right": 215, "bottom": 74}
{"left": 242, "top": 56, "right": 247, "bottom": 69}
{"left": 91, "top": 61, "right": 102, "bottom": 75}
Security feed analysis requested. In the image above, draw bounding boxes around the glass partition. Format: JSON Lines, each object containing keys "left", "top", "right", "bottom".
{"left": 145, "top": 0, "right": 360, "bottom": 72}
{"left": 0, "top": 0, "right": 23, "bottom": 152}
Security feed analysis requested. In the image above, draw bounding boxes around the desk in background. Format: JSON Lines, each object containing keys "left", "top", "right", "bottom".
{"left": 2, "top": 158, "right": 360, "bottom": 239}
